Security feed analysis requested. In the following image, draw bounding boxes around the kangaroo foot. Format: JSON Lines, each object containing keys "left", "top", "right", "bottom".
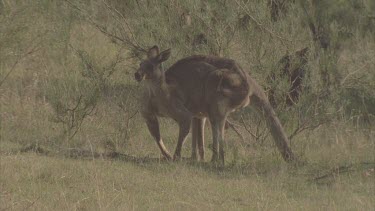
{"left": 173, "top": 153, "right": 182, "bottom": 161}
{"left": 190, "top": 152, "right": 198, "bottom": 161}
{"left": 211, "top": 154, "right": 225, "bottom": 168}
{"left": 211, "top": 153, "right": 219, "bottom": 163}
{"left": 162, "top": 152, "right": 173, "bottom": 161}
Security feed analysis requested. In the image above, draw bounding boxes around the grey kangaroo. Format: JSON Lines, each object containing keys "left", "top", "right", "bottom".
{"left": 134, "top": 45, "right": 294, "bottom": 164}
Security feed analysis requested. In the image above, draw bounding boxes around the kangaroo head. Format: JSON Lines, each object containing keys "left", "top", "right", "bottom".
{"left": 134, "top": 45, "right": 171, "bottom": 82}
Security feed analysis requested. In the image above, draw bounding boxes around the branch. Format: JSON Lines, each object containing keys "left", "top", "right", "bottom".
{"left": 65, "top": 0, "right": 146, "bottom": 53}
{"left": 340, "top": 63, "right": 369, "bottom": 86}
{"left": 105, "top": 46, "right": 127, "bottom": 78}
{"left": 288, "top": 118, "right": 325, "bottom": 140}
{"left": 311, "top": 165, "right": 353, "bottom": 182}
{"left": 101, "top": 0, "right": 143, "bottom": 51}
{"left": 240, "top": 115, "right": 260, "bottom": 140}
{"left": 299, "top": 1, "right": 317, "bottom": 40}
{"left": 226, "top": 120, "right": 245, "bottom": 141}
{"left": 0, "top": 32, "right": 45, "bottom": 87}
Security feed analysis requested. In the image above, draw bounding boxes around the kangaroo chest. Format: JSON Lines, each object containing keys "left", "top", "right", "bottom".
{"left": 142, "top": 87, "right": 172, "bottom": 117}
{"left": 150, "top": 96, "right": 171, "bottom": 117}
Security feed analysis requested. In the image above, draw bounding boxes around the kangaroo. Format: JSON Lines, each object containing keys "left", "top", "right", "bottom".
{"left": 135, "top": 45, "right": 295, "bottom": 164}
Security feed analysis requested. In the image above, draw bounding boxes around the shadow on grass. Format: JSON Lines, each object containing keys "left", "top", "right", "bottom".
{"left": 17, "top": 143, "right": 168, "bottom": 164}
{"left": 7, "top": 143, "right": 375, "bottom": 180}
{"left": 12, "top": 143, "right": 267, "bottom": 175}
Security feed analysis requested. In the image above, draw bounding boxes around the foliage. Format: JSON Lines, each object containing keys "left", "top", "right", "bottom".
{"left": 1, "top": 0, "right": 374, "bottom": 157}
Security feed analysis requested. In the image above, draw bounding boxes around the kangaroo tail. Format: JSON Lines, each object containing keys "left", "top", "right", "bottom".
{"left": 250, "top": 81, "right": 295, "bottom": 162}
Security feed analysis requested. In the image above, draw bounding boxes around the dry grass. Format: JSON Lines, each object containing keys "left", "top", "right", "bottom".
{"left": 1, "top": 123, "right": 374, "bottom": 210}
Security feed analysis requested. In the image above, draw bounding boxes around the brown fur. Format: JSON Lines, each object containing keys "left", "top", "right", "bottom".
{"left": 135, "top": 46, "right": 295, "bottom": 165}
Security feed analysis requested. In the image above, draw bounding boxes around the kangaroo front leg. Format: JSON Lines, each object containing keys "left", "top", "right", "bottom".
{"left": 173, "top": 121, "right": 191, "bottom": 160}
{"left": 143, "top": 114, "right": 172, "bottom": 160}
{"left": 171, "top": 104, "right": 192, "bottom": 161}
{"left": 191, "top": 118, "right": 206, "bottom": 161}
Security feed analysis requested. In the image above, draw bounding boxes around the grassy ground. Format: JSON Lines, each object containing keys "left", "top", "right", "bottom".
{"left": 1, "top": 128, "right": 374, "bottom": 210}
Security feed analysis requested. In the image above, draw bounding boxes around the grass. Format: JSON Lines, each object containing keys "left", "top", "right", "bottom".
{"left": 1, "top": 127, "right": 374, "bottom": 210}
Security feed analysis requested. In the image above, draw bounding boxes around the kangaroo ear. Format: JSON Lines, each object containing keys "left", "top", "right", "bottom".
{"left": 147, "top": 45, "right": 159, "bottom": 59}
{"left": 158, "top": 49, "right": 171, "bottom": 63}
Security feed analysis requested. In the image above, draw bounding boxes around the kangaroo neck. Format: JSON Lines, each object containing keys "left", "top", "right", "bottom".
{"left": 144, "top": 72, "right": 169, "bottom": 98}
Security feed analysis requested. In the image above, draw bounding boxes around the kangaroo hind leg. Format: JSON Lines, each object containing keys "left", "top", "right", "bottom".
{"left": 208, "top": 103, "right": 228, "bottom": 166}
{"left": 191, "top": 117, "right": 206, "bottom": 161}
{"left": 197, "top": 118, "right": 206, "bottom": 161}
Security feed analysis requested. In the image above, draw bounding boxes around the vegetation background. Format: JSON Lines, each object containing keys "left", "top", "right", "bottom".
{"left": 1, "top": 0, "right": 374, "bottom": 210}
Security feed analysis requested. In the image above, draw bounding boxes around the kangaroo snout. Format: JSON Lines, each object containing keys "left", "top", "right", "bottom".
{"left": 134, "top": 72, "right": 143, "bottom": 82}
